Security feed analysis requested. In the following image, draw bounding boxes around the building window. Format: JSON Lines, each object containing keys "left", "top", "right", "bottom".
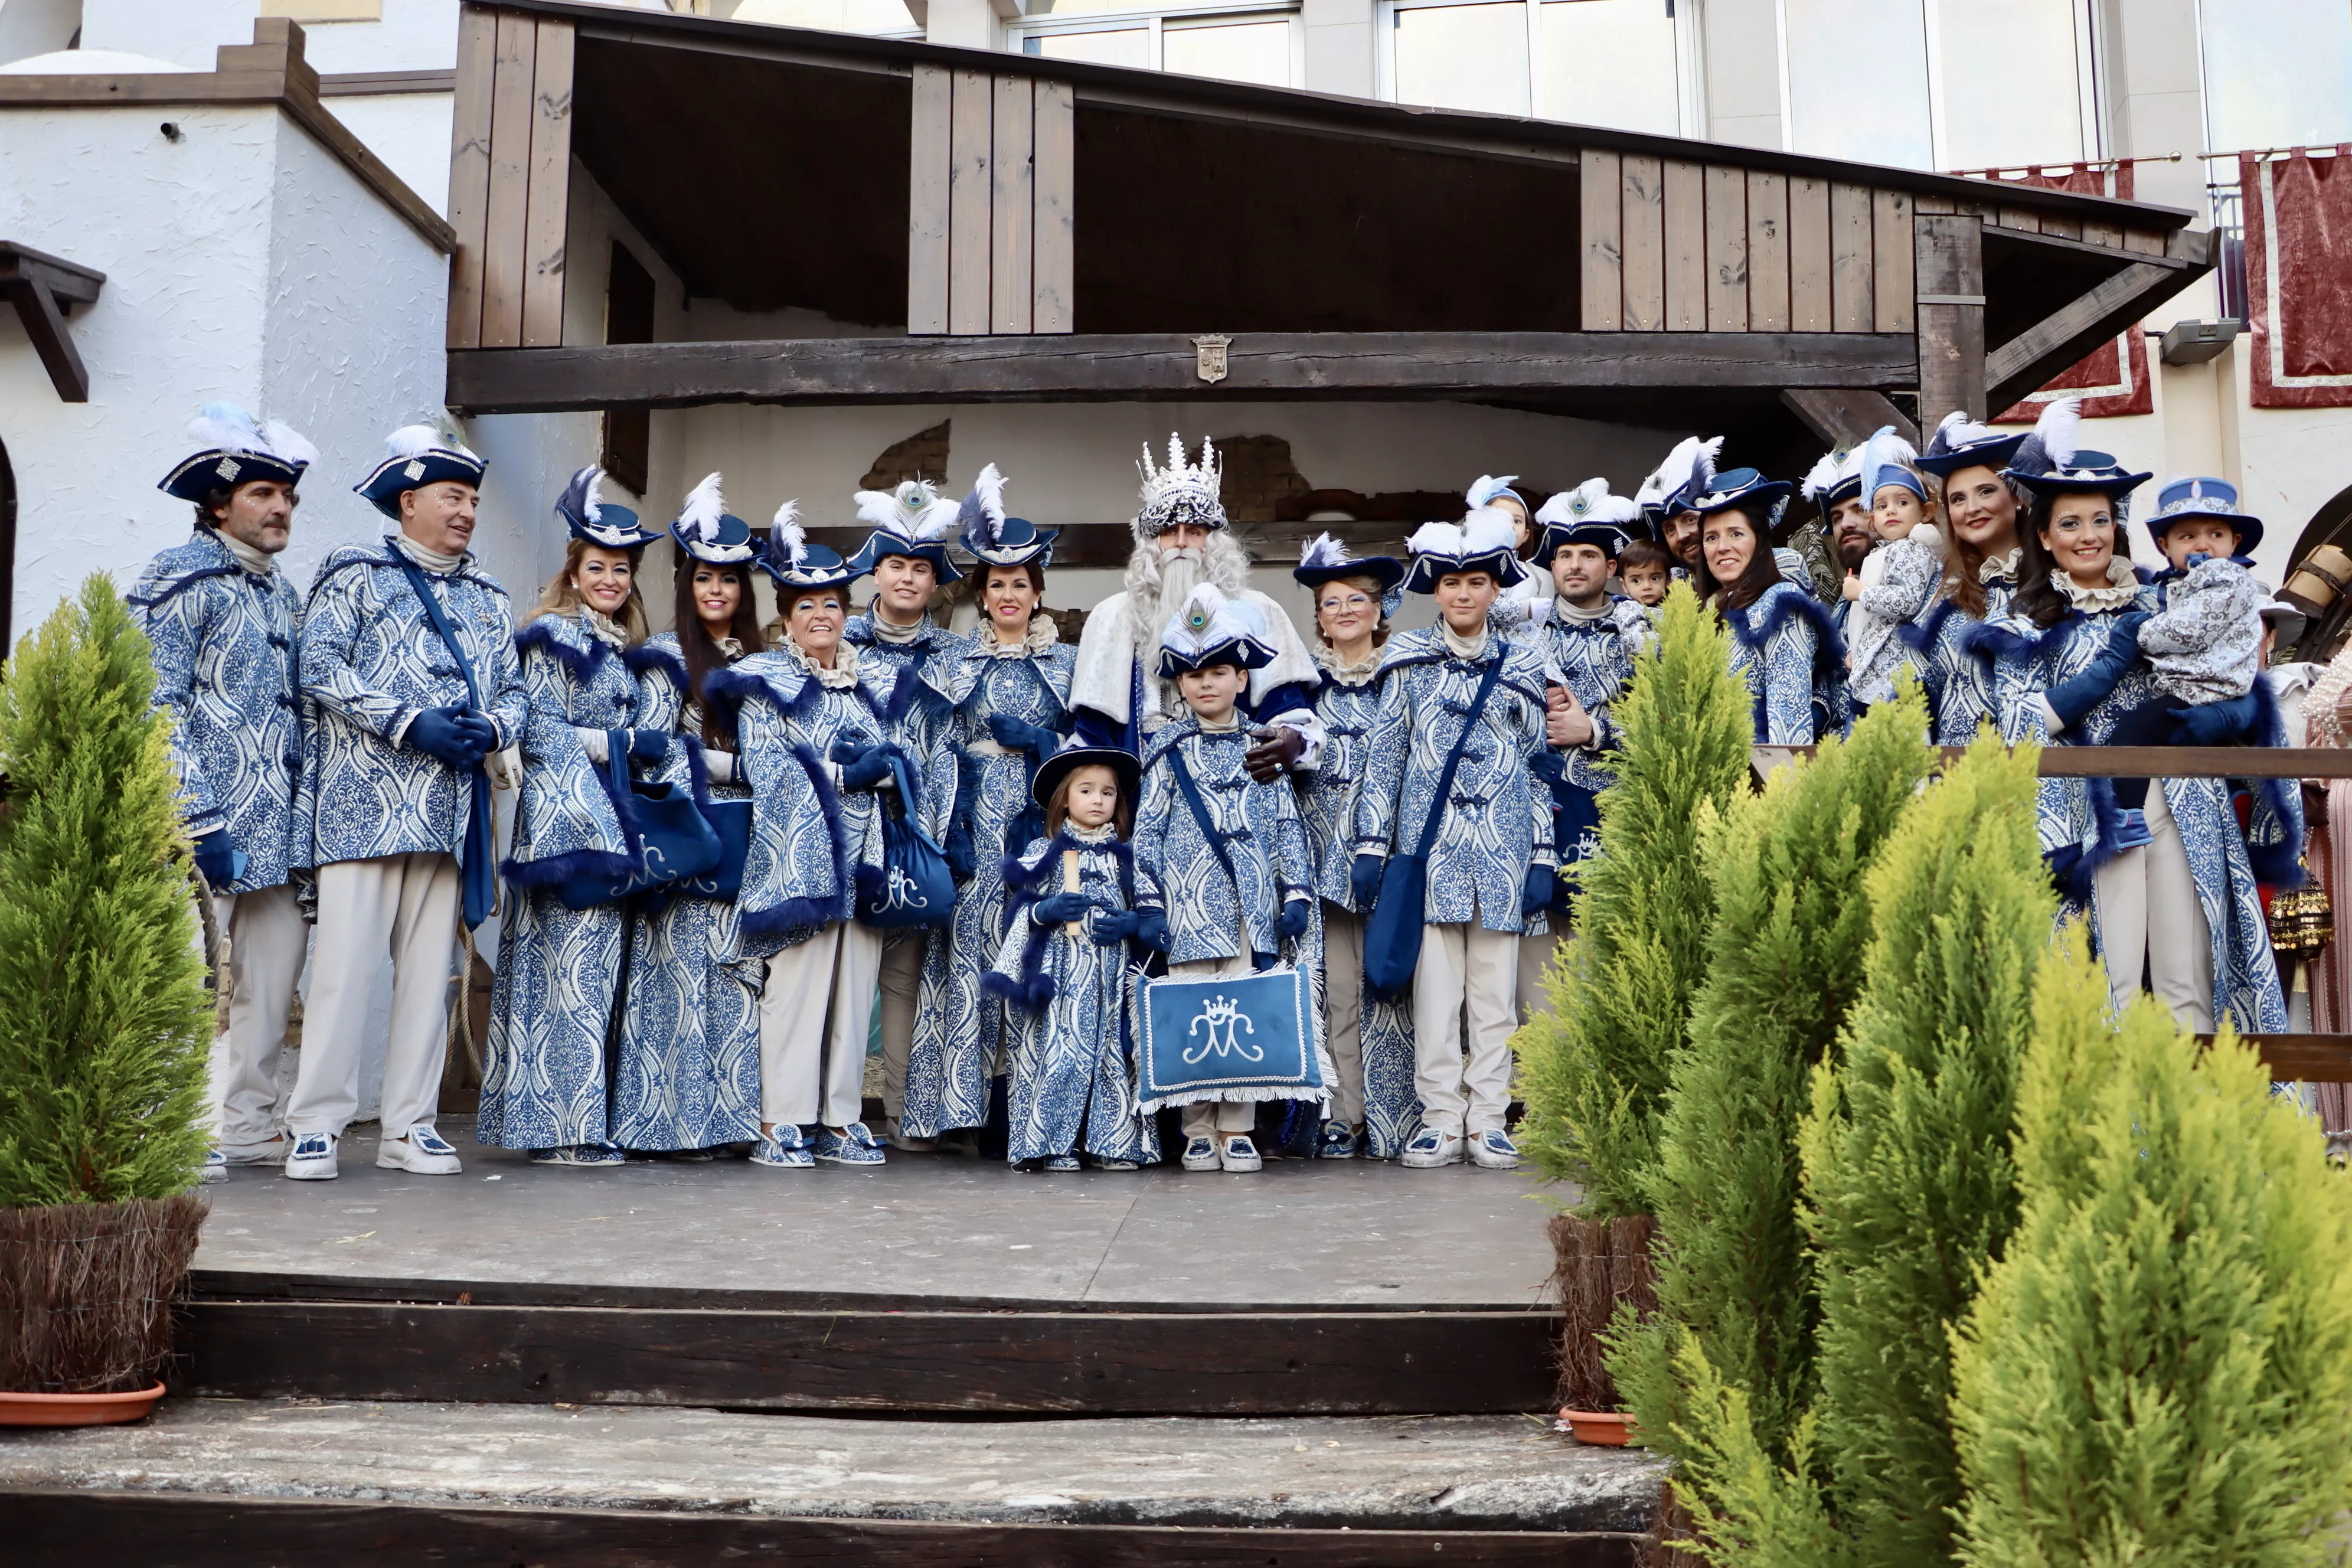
{"left": 1014, "top": 1, "right": 1304, "bottom": 87}
{"left": 1384, "top": 0, "right": 1688, "bottom": 134}
{"left": 727, "top": 0, "right": 922, "bottom": 37}
{"left": 2199, "top": 0, "right": 2352, "bottom": 156}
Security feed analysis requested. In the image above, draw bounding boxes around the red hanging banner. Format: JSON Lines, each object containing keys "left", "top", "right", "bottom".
{"left": 2243, "top": 146, "right": 2352, "bottom": 410}
{"left": 1990, "top": 162, "right": 2152, "bottom": 422}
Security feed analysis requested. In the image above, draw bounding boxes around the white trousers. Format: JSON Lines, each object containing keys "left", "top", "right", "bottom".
{"left": 1318, "top": 907, "right": 1370, "bottom": 1129}
{"left": 1515, "top": 928, "right": 1560, "bottom": 1026}
{"left": 1412, "top": 921, "right": 1519, "bottom": 1137}
{"left": 2091, "top": 785, "right": 2216, "bottom": 1032}
{"left": 208, "top": 883, "right": 308, "bottom": 1149}
{"left": 760, "top": 919, "right": 883, "bottom": 1128}
{"left": 286, "top": 852, "right": 459, "bottom": 1140}
{"left": 876, "top": 933, "right": 925, "bottom": 1120}
{"left": 1170, "top": 952, "right": 1263, "bottom": 1139}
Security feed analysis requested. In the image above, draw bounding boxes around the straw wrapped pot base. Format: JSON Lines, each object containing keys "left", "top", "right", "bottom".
{"left": 1546, "top": 1211, "right": 1658, "bottom": 1412}
{"left": 0, "top": 1194, "right": 205, "bottom": 1409}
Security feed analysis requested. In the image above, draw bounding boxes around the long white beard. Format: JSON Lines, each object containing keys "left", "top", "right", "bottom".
{"left": 1124, "top": 534, "right": 1249, "bottom": 651}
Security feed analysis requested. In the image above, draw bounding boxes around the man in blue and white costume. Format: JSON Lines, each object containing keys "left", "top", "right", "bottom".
{"left": 841, "top": 476, "right": 966, "bottom": 1150}
{"left": 283, "top": 423, "right": 525, "bottom": 1181}
{"left": 1070, "top": 435, "right": 1322, "bottom": 776}
{"left": 710, "top": 511, "right": 917, "bottom": 1169}
{"left": 1513, "top": 479, "right": 1650, "bottom": 1023}
{"left": 902, "top": 466, "right": 1072, "bottom": 1147}
{"left": 1353, "top": 505, "right": 1553, "bottom": 1172}
{"left": 132, "top": 406, "right": 318, "bottom": 1181}
{"left": 1634, "top": 434, "right": 1722, "bottom": 579}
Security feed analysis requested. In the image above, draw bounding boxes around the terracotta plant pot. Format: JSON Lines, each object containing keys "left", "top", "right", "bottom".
{"left": 1560, "top": 1407, "right": 1637, "bottom": 1446}
{"left": 0, "top": 1382, "right": 166, "bottom": 1427}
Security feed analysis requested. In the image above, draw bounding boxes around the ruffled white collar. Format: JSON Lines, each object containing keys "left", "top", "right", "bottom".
{"left": 1981, "top": 546, "right": 2022, "bottom": 584}
{"left": 982, "top": 612, "right": 1060, "bottom": 658}
{"left": 792, "top": 637, "right": 861, "bottom": 689}
{"left": 1066, "top": 821, "right": 1121, "bottom": 845}
{"left": 2053, "top": 556, "right": 2141, "bottom": 613}
{"left": 583, "top": 607, "right": 630, "bottom": 649}
{"left": 1315, "top": 643, "right": 1382, "bottom": 685}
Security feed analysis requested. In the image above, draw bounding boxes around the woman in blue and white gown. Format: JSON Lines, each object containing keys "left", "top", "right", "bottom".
{"left": 1910, "top": 405, "right": 2056, "bottom": 744}
{"left": 478, "top": 467, "right": 666, "bottom": 1167}
{"left": 609, "top": 474, "right": 767, "bottom": 1155}
{"left": 900, "top": 491, "right": 1073, "bottom": 1143}
{"left": 1689, "top": 469, "right": 1835, "bottom": 745}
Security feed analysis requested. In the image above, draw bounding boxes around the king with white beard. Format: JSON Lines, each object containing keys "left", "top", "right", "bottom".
{"left": 1070, "top": 435, "right": 1322, "bottom": 779}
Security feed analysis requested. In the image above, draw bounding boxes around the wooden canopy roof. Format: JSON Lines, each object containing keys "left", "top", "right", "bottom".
{"left": 442, "top": 0, "right": 2209, "bottom": 463}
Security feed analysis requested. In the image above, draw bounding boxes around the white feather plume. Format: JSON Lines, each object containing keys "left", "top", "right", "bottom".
{"left": 1926, "top": 409, "right": 1997, "bottom": 455}
{"left": 383, "top": 417, "right": 478, "bottom": 463}
{"left": 187, "top": 403, "right": 264, "bottom": 454}
{"left": 958, "top": 462, "right": 1008, "bottom": 550}
{"left": 1461, "top": 505, "right": 1518, "bottom": 556}
{"left": 913, "top": 491, "right": 961, "bottom": 543}
{"left": 1406, "top": 521, "right": 1466, "bottom": 559}
{"left": 2033, "top": 396, "right": 2082, "bottom": 469}
{"left": 1299, "top": 533, "right": 1351, "bottom": 570}
{"left": 1801, "top": 448, "right": 1850, "bottom": 501}
{"left": 1635, "top": 436, "right": 1721, "bottom": 511}
{"left": 679, "top": 472, "right": 726, "bottom": 543}
{"left": 256, "top": 419, "right": 318, "bottom": 469}
{"left": 1464, "top": 474, "right": 1520, "bottom": 511}
{"left": 772, "top": 499, "right": 806, "bottom": 566}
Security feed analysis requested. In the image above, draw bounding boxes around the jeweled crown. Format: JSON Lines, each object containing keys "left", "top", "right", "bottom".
{"left": 1135, "top": 433, "right": 1227, "bottom": 536}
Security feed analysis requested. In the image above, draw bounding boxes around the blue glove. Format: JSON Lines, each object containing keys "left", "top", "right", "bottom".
{"left": 1278, "top": 897, "right": 1312, "bottom": 940}
{"left": 1351, "top": 853, "right": 1385, "bottom": 911}
{"left": 192, "top": 829, "right": 241, "bottom": 889}
{"left": 2046, "top": 612, "right": 2150, "bottom": 729}
{"left": 1522, "top": 865, "right": 1554, "bottom": 917}
{"left": 1033, "top": 891, "right": 1091, "bottom": 925}
{"left": 1091, "top": 909, "right": 1142, "bottom": 944}
{"left": 628, "top": 728, "right": 670, "bottom": 765}
{"left": 2173, "top": 691, "right": 2262, "bottom": 746}
{"left": 945, "top": 822, "right": 977, "bottom": 881}
{"left": 1135, "top": 911, "right": 1171, "bottom": 953}
{"left": 987, "top": 712, "right": 1059, "bottom": 756}
{"left": 407, "top": 706, "right": 491, "bottom": 769}
{"left": 831, "top": 744, "right": 893, "bottom": 792}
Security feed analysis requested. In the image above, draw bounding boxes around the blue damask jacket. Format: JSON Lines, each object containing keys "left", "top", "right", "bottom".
{"left": 1353, "top": 627, "right": 1554, "bottom": 933}
{"left": 128, "top": 528, "right": 307, "bottom": 893}
{"left": 1724, "top": 582, "right": 1836, "bottom": 745}
{"left": 1133, "top": 717, "right": 1311, "bottom": 965}
{"left": 843, "top": 607, "right": 965, "bottom": 844}
{"left": 499, "top": 611, "right": 662, "bottom": 891}
{"left": 1298, "top": 654, "right": 1384, "bottom": 911}
{"left": 298, "top": 537, "right": 526, "bottom": 866}
{"left": 709, "top": 645, "right": 907, "bottom": 956}
{"left": 1514, "top": 597, "right": 1649, "bottom": 793}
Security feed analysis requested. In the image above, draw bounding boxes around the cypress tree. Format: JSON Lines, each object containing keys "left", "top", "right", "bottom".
{"left": 0, "top": 577, "right": 213, "bottom": 1206}
{"left": 1517, "top": 580, "right": 1751, "bottom": 1216}
{"left": 1669, "top": 734, "right": 2050, "bottom": 1567}
{"left": 1609, "top": 689, "right": 1934, "bottom": 1479}
{"left": 1951, "top": 930, "right": 2352, "bottom": 1568}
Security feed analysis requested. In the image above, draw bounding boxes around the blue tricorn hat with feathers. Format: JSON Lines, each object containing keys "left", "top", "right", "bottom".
{"left": 1801, "top": 444, "right": 1863, "bottom": 521}
{"left": 1915, "top": 408, "right": 2029, "bottom": 479}
{"left": 847, "top": 476, "right": 963, "bottom": 582}
{"left": 956, "top": 462, "right": 1056, "bottom": 569}
{"left": 555, "top": 464, "right": 659, "bottom": 550}
{"left": 355, "top": 419, "right": 486, "bottom": 519}
{"left": 161, "top": 404, "right": 319, "bottom": 501}
{"left": 758, "top": 499, "right": 860, "bottom": 592}
{"left": 1533, "top": 479, "right": 1640, "bottom": 563}
{"left": 1031, "top": 736, "right": 1141, "bottom": 812}
{"left": 671, "top": 472, "right": 757, "bottom": 566}
{"left": 1403, "top": 505, "right": 1527, "bottom": 593}
{"left": 1684, "top": 467, "right": 1794, "bottom": 530}
{"left": 2144, "top": 475, "right": 2262, "bottom": 553}
{"left": 1292, "top": 531, "right": 1406, "bottom": 599}
{"left": 1157, "top": 584, "right": 1275, "bottom": 677}
{"left": 1634, "top": 436, "right": 1723, "bottom": 526}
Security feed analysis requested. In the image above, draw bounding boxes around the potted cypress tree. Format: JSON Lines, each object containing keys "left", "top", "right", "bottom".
{"left": 0, "top": 577, "right": 214, "bottom": 1426}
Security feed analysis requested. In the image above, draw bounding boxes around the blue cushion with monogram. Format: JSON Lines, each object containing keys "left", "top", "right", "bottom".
{"left": 1137, "top": 966, "right": 1324, "bottom": 1113}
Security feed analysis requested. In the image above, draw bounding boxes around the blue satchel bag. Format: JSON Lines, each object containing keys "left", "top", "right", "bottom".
{"left": 855, "top": 749, "right": 956, "bottom": 930}
{"left": 556, "top": 730, "right": 724, "bottom": 910}
{"left": 677, "top": 796, "right": 752, "bottom": 901}
{"left": 1361, "top": 656, "right": 1502, "bottom": 1001}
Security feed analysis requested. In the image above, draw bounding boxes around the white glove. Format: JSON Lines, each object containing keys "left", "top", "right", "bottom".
{"left": 705, "top": 749, "right": 737, "bottom": 785}
{"left": 571, "top": 726, "right": 611, "bottom": 765}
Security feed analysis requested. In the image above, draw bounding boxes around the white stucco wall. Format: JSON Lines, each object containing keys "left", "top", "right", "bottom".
{"left": 324, "top": 90, "right": 453, "bottom": 214}
{"left": 0, "top": 0, "right": 82, "bottom": 66}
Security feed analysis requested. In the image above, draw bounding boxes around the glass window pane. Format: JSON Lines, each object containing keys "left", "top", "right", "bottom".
{"left": 1164, "top": 18, "right": 1292, "bottom": 86}
{"left": 730, "top": 0, "right": 916, "bottom": 32}
{"left": 1537, "top": 0, "right": 1677, "bottom": 135}
{"left": 1394, "top": 2, "right": 1529, "bottom": 117}
{"left": 1936, "top": 0, "right": 2084, "bottom": 170}
{"left": 2203, "top": 0, "right": 2352, "bottom": 153}
{"left": 1783, "top": 0, "right": 1932, "bottom": 169}
{"left": 1028, "top": 25, "right": 1152, "bottom": 67}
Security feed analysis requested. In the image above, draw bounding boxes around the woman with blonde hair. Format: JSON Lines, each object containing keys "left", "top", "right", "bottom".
{"left": 478, "top": 466, "right": 668, "bottom": 1167}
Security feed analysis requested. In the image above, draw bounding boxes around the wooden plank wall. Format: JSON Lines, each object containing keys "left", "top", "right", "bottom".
{"left": 447, "top": 11, "right": 573, "bottom": 351}
{"left": 907, "top": 64, "right": 1074, "bottom": 335}
{"left": 1580, "top": 155, "right": 1912, "bottom": 337}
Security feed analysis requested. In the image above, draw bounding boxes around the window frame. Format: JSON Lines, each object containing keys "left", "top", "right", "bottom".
{"left": 1011, "top": 0, "right": 1305, "bottom": 86}
{"left": 1375, "top": 0, "right": 1697, "bottom": 137}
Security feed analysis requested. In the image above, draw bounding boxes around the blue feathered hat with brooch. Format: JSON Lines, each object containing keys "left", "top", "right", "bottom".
{"left": 1403, "top": 504, "right": 1527, "bottom": 592}
{"left": 160, "top": 404, "right": 318, "bottom": 501}
{"left": 355, "top": 417, "right": 486, "bottom": 518}
{"left": 1915, "top": 407, "right": 2028, "bottom": 479}
{"left": 2003, "top": 398, "right": 2147, "bottom": 513}
{"left": 1293, "top": 532, "right": 1405, "bottom": 616}
{"left": 1684, "top": 467, "right": 1794, "bottom": 537}
{"left": 554, "top": 463, "right": 660, "bottom": 550}
{"left": 758, "top": 499, "right": 858, "bottom": 592}
{"left": 958, "top": 462, "right": 1056, "bottom": 569}
{"left": 1533, "top": 479, "right": 1640, "bottom": 564}
{"left": 671, "top": 471, "right": 758, "bottom": 565}
{"left": 848, "top": 475, "right": 962, "bottom": 582}
{"left": 1157, "top": 584, "right": 1275, "bottom": 677}
{"left": 2145, "top": 475, "right": 2263, "bottom": 554}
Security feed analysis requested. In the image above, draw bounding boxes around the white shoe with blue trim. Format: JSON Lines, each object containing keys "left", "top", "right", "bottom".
{"left": 283, "top": 1132, "right": 339, "bottom": 1181}
{"left": 751, "top": 1126, "right": 815, "bottom": 1168}
{"left": 201, "top": 1149, "right": 227, "bottom": 1184}
{"left": 379, "top": 1125, "right": 464, "bottom": 1174}
{"left": 1467, "top": 1127, "right": 1522, "bottom": 1170}
{"left": 1400, "top": 1127, "right": 1464, "bottom": 1169}
{"left": 1217, "top": 1135, "right": 1263, "bottom": 1174}
{"left": 1180, "top": 1136, "right": 1220, "bottom": 1172}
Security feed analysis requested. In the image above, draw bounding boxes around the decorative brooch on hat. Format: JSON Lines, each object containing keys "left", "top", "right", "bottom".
{"left": 849, "top": 476, "right": 962, "bottom": 581}
{"left": 959, "top": 462, "right": 1057, "bottom": 569}
{"left": 556, "top": 464, "right": 660, "bottom": 550}
{"left": 1157, "top": 583, "right": 1275, "bottom": 677}
{"left": 759, "top": 499, "right": 858, "bottom": 592}
{"left": 1403, "top": 505, "right": 1527, "bottom": 593}
{"left": 1534, "top": 478, "right": 1639, "bottom": 563}
{"left": 355, "top": 418, "right": 486, "bottom": 520}
{"left": 160, "top": 404, "right": 318, "bottom": 502}
{"left": 672, "top": 472, "right": 757, "bottom": 565}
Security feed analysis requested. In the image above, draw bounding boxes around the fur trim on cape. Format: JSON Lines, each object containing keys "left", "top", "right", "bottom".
{"left": 739, "top": 739, "right": 856, "bottom": 943}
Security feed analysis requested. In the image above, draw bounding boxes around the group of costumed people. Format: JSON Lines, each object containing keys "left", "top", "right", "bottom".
{"left": 131, "top": 394, "right": 2304, "bottom": 1185}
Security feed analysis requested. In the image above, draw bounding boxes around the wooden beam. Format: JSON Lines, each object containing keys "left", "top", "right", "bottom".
{"left": 1662, "top": 157, "right": 1704, "bottom": 331}
{"left": 5, "top": 1491, "right": 1646, "bottom": 1568}
{"left": 519, "top": 17, "right": 573, "bottom": 348}
{"left": 907, "top": 64, "right": 952, "bottom": 335}
{"left": 445, "top": 330, "right": 1921, "bottom": 412}
{"left": 180, "top": 1300, "right": 1563, "bottom": 1415}
{"left": 947, "top": 67, "right": 993, "bottom": 335}
{"left": 1914, "top": 212, "right": 1984, "bottom": 420}
{"left": 2213, "top": 1035, "right": 2352, "bottom": 1082}
{"left": 0, "top": 270, "right": 90, "bottom": 401}
{"left": 1829, "top": 181, "right": 1874, "bottom": 332}
{"left": 989, "top": 74, "right": 1033, "bottom": 335}
{"left": 1778, "top": 388, "right": 1917, "bottom": 449}
{"left": 0, "top": 240, "right": 104, "bottom": 308}
{"left": 479, "top": 11, "right": 537, "bottom": 349}
{"left": 1579, "top": 148, "right": 1622, "bottom": 331}
{"left": 1031, "top": 77, "right": 1074, "bottom": 334}
{"left": 445, "top": 5, "right": 496, "bottom": 348}
{"left": 1985, "top": 257, "right": 2206, "bottom": 413}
